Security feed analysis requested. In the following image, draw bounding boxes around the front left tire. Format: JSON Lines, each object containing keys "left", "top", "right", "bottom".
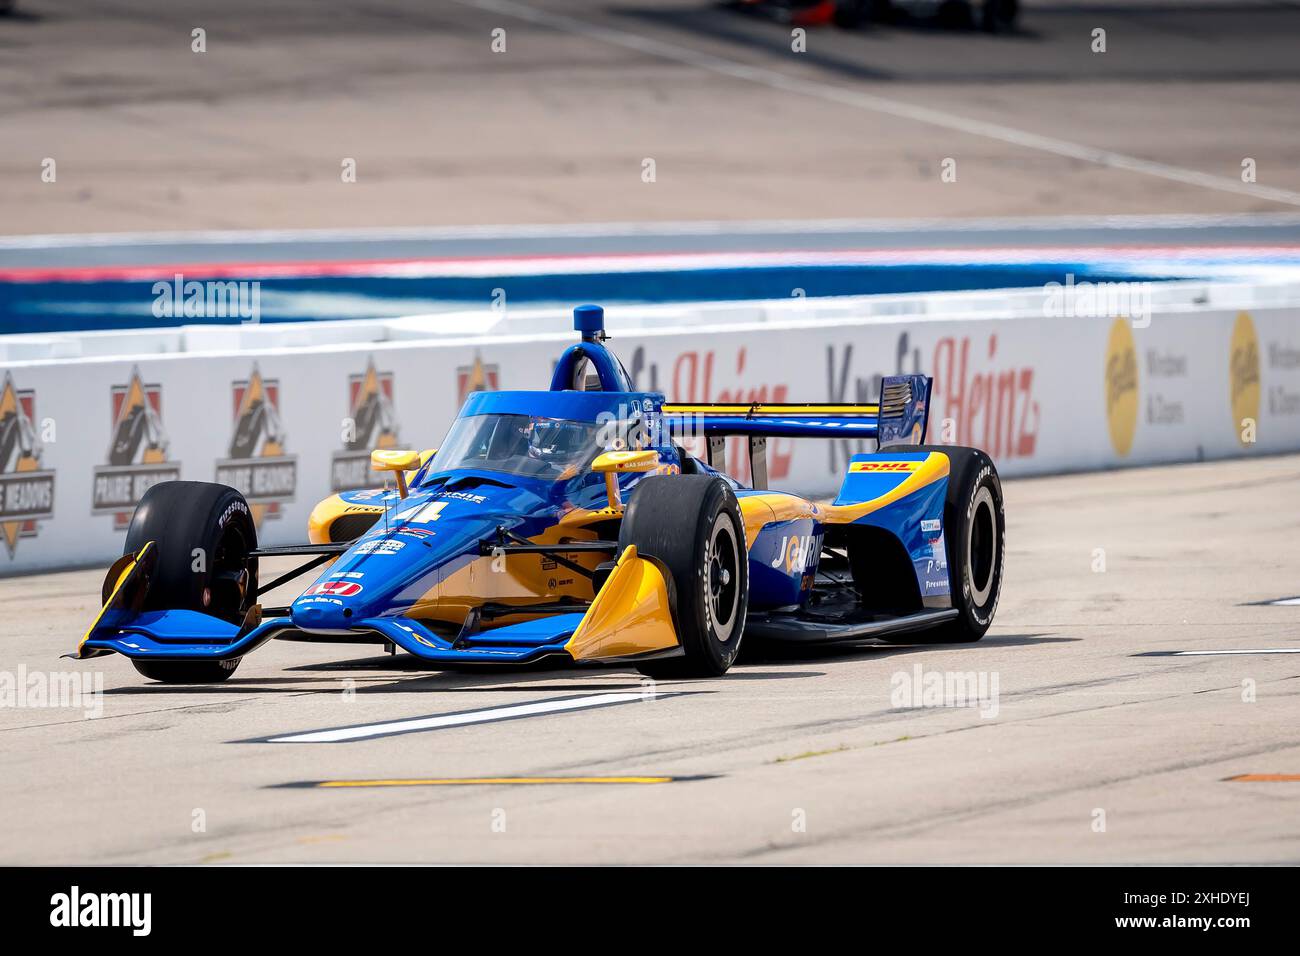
{"left": 618, "top": 475, "right": 749, "bottom": 678}
{"left": 133, "top": 658, "right": 241, "bottom": 684}
{"left": 122, "top": 480, "right": 258, "bottom": 683}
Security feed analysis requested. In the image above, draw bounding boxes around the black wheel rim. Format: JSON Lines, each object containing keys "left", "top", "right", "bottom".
{"left": 209, "top": 523, "right": 251, "bottom": 622}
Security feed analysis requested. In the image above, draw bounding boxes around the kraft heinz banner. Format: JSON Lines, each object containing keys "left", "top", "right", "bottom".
{"left": 1, "top": 306, "right": 1298, "bottom": 573}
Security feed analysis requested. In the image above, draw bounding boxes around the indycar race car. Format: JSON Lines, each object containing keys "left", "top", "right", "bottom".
{"left": 74, "top": 305, "right": 1005, "bottom": 684}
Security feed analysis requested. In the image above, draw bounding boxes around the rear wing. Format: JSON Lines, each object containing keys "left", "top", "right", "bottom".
{"left": 662, "top": 374, "right": 932, "bottom": 488}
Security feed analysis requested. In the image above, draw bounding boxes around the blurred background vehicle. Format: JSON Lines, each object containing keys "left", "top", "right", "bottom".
{"left": 732, "top": 0, "right": 1018, "bottom": 30}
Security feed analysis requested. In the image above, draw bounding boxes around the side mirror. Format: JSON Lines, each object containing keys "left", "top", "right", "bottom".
{"left": 591, "top": 450, "right": 659, "bottom": 508}
{"left": 371, "top": 449, "right": 421, "bottom": 498}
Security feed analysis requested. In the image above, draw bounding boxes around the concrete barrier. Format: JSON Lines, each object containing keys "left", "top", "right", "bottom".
{"left": 2, "top": 278, "right": 1298, "bottom": 574}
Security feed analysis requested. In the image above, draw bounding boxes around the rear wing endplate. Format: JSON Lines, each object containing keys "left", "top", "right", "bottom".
{"left": 875, "top": 374, "right": 932, "bottom": 448}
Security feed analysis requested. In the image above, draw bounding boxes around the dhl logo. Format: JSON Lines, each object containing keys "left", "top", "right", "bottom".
{"left": 849, "top": 461, "right": 920, "bottom": 473}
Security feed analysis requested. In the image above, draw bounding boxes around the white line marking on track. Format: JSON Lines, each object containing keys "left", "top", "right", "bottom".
{"left": 453, "top": 0, "right": 1300, "bottom": 209}
{"left": 1172, "top": 649, "right": 1300, "bottom": 656}
{"left": 265, "top": 691, "right": 650, "bottom": 743}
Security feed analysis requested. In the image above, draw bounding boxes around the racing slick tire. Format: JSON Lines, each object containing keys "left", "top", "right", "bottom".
{"left": 880, "top": 445, "right": 1004, "bottom": 643}
{"left": 132, "top": 658, "right": 242, "bottom": 684}
{"left": 618, "top": 475, "right": 748, "bottom": 678}
{"left": 123, "top": 481, "right": 259, "bottom": 683}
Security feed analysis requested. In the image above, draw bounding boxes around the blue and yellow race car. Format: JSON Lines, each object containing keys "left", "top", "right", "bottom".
{"left": 75, "top": 305, "right": 1005, "bottom": 683}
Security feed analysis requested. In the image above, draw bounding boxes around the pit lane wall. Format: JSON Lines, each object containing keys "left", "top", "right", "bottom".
{"left": 2, "top": 284, "right": 1298, "bottom": 573}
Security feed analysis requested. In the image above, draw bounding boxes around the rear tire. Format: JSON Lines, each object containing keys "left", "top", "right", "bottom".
{"left": 618, "top": 475, "right": 748, "bottom": 678}
{"left": 123, "top": 481, "right": 258, "bottom": 683}
{"left": 880, "top": 445, "right": 1005, "bottom": 643}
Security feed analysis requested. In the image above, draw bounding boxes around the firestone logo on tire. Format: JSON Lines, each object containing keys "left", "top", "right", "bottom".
{"left": 92, "top": 366, "right": 182, "bottom": 530}
{"left": 214, "top": 364, "right": 297, "bottom": 529}
{"left": 332, "top": 359, "right": 400, "bottom": 492}
{"left": 0, "top": 371, "right": 55, "bottom": 558}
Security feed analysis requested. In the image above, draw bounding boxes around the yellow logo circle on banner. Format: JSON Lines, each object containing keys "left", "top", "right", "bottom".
{"left": 1229, "top": 311, "right": 1261, "bottom": 447}
{"left": 1105, "top": 318, "right": 1139, "bottom": 457}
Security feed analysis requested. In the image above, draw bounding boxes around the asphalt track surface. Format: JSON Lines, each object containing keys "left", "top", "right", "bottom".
{"left": 3, "top": 0, "right": 1300, "bottom": 237}
{"left": 1, "top": 453, "right": 1298, "bottom": 864}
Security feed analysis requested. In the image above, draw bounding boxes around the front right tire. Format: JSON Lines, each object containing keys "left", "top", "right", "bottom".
{"left": 880, "top": 445, "right": 1005, "bottom": 643}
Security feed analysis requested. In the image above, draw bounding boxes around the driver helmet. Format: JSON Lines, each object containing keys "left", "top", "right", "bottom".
{"left": 525, "top": 419, "right": 589, "bottom": 463}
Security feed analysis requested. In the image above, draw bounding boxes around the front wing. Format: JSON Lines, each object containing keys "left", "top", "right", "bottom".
{"left": 74, "top": 543, "right": 685, "bottom": 667}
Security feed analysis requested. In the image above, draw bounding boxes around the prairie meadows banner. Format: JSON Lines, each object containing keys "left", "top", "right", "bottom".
{"left": 2, "top": 305, "right": 1298, "bottom": 573}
